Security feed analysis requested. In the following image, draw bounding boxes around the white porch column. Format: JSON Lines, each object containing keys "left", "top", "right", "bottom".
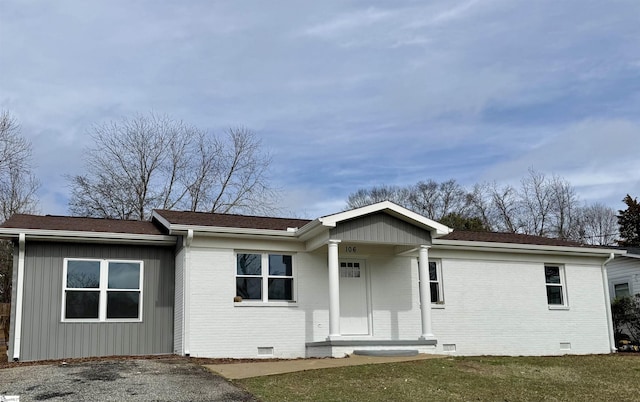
{"left": 418, "top": 245, "right": 435, "bottom": 340}
{"left": 328, "top": 239, "right": 341, "bottom": 339}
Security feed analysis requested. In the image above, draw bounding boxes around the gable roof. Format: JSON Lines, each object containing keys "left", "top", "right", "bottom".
{"left": 0, "top": 209, "right": 624, "bottom": 257}
{"left": 0, "top": 214, "right": 164, "bottom": 235}
{"left": 0, "top": 214, "right": 174, "bottom": 244}
{"left": 317, "top": 201, "right": 453, "bottom": 237}
{"left": 153, "top": 209, "right": 312, "bottom": 232}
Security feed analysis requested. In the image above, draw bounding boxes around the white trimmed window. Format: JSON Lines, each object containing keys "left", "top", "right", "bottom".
{"left": 613, "top": 281, "right": 631, "bottom": 298}
{"left": 545, "top": 265, "right": 567, "bottom": 306}
{"left": 236, "top": 253, "right": 294, "bottom": 302}
{"left": 62, "top": 258, "right": 143, "bottom": 321}
{"left": 429, "top": 260, "right": 444, "bottom": 304}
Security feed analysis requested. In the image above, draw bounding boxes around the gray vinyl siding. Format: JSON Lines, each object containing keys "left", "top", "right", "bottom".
{"left": 17, "top": 242, "right": 174, "bottom": 361}
{"left": 607, "top": 256, "right": 640, "bottom": 297}
{"left": 330, "top": 212, "right": 432, "bottom": 245}
{"left": 174, "top": 245, "right": 185, "bottom": 354}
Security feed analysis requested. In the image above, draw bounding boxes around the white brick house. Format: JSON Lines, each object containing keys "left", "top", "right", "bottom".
{"left": 1, "top": 201, "right": 624, "bottom": 361}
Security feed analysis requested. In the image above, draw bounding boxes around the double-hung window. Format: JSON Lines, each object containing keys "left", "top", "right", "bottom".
{"left": 63, "top": 258, "right": 143, "bottom": 321}
{"left": 429, "top": 261, "right": 444, "bottom": 304}
{"left": 236, "top": 253, "right": 294, "bottom": 302}
{"left": 545, "top": 265, "right": 567, "bottom": 307}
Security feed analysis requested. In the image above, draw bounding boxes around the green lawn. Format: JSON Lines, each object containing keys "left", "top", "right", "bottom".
{"left": 238, "top": 355, "right": 640, "bottom": 401}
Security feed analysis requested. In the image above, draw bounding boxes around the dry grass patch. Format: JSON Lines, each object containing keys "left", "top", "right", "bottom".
{"left": 238, "top": 355, "right": 640, "bottom": 402}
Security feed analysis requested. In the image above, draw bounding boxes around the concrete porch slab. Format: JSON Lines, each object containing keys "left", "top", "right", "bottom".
{"left": 204, "top": 353, "right": 446, "bottom": 379}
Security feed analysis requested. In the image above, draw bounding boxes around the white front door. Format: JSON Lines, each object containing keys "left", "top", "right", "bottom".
{"left": 339, "top": 259, "right": 370, "bottom": 335}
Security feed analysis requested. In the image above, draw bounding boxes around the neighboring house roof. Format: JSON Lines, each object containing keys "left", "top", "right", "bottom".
{"left": 440, "top": 231, "right": 585, "bottom": 247}
{"left": 615, "top": 247, "right": 640, "bottom": 259}
{"left": 153, "top": 209, "right": 312, "bottom": 231}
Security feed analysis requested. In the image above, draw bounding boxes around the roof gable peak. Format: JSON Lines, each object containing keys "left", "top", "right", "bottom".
{"left": 318, "top": 201, "right": 453, "bottom": 237}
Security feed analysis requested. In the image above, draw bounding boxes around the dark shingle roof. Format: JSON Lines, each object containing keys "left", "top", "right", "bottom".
{"left": 0, "top": 212, "right": 600, "bottom": 249}
{"left": 440, "top": 231, "right": 585, "bottom": 247}
{"left": 0, "top": 214, "right": 165, "bottom": 235}
{"left": 154, "top": 210, "right": 312, "bottom": 231}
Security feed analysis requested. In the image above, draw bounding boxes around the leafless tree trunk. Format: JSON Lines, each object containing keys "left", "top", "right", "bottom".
{"left": 408, "top": 180, "right": 440, "bottom": 219}
{"left": 0, "top": 111, "right": 40, "bottom": 303}
{"left": 407, "top": 179, "right": 468, "bottom": 220}
{"left": 579, "top": 203, "right": 619, "bottom": 245}
{"left": 68, "top": 113, "right": 276, "bottom": 220}
{"left": 490, "top": 183, "right": 519, "bottom": 233}
{"left": 548, "top": 175, "right": 580, "bottom": 240}
{"left": 519, "top": 169, "right": 552, "bottom": 236}
{"left": 467, "top": 183, "right": 495, "bottom": 231}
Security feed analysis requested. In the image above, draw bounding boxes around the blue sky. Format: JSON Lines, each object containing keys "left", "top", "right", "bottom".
{"left": 1, "top": 0, "right": 639, "bottom": 218}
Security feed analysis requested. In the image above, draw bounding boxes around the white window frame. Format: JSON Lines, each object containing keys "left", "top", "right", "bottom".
{"left": 611, "top": 279, "right": 633, "bottom": 299}
{"left": 545, "top": 264, "right": 568, "bottom": 310}
{"left": 429, "top": 260, "right": 444, "bottom": 305}
{"left": 61, "top": 258, "right": 144, "bottom": 322}
{"left": 235, "top": 252, "right": 296, "bottom": 306}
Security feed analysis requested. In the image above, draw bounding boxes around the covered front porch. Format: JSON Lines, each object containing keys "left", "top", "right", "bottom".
{"left": 298, "top": 203, "right": 451, "bottom": 358}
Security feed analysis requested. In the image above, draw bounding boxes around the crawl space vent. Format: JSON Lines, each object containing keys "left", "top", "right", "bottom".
{"left": 258, "top": 347, "right": 274, "bottom": 356}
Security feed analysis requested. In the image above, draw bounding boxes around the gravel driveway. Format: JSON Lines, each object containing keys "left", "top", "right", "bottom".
{"left": 0, "top": 358, "right": 257, "bottom": 401}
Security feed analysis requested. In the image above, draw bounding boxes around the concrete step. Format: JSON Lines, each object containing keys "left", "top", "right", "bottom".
{"left": 352, "top": 349, "right": 419, "bottom": 357}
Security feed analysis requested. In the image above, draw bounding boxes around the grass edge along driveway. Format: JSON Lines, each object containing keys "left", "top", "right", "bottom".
{"left": 238, "top": 354, "right": 640, "bottom": 402}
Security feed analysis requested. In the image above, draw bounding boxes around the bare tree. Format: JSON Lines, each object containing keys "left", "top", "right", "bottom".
{"left": 408, "top": 179, "right": 468, "bottom": 220}
{"left": 346, "top": 185, "right": 411, "bottom": 210}
{"left": 578, "top": 203, "right": 618, "bottom": 245}
{"left": 0, "top": 111, "right": 40, "bottom": 303}
{"left": 68, "top": 113, "right": 276, "bottom": 220}
{"left": 519, "top": 169, "right": 552, "bottom": 236}
{"left": 548, "top": 174, "right": 581, "bottom": 240}
{"left": 344, "top": 169, "right": 618, "bottom": 244}
{"left": 468, "top": 181, "right": 524, "bottom": 233}
{"left": 0, "top": 111, "right": 39, "bottom": 222}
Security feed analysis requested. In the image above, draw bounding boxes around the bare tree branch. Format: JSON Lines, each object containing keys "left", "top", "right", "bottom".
{"left": 68, "top": 113, "right": 277, "bottom": 220}
{"left": 0, "top": 110, "right": 40, "bottom": 303}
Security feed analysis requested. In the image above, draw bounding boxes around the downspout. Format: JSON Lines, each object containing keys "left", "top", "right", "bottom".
{"left": 602, "top": 253, "right": 616, "bottom": 353}
{"left": 183, "top": 229, "right": 193, "bottom": 357}
{"left": 12, "top": 233, "right": 25, "bottom": 361}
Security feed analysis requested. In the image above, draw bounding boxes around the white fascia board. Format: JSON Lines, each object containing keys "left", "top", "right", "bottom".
{"left": 433, "top": 239, "right": 627, "bottom": 257}
{"left": 318, "top": 201, "right": 453, "bottom": 236}
{"left": 295, "top": 220, "right": 325, "bottom": 240}
{"left": 0, "top": 228, "right": 176, "bottom": 245}
{"left": 167, "top": 224, "right": 299, "bottom": 239}
{"left": 151, "top": 211, "right": 172, "bottom": 232}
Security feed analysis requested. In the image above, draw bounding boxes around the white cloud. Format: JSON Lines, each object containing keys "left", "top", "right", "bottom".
{"left": 1, "top": 0, "right": 640, "bottom": 217}
{"left": 303, "top": 7, "right": 394, "bottom": 38}
{"left": 481, "top": 118, "right": 640, "bottom": 204}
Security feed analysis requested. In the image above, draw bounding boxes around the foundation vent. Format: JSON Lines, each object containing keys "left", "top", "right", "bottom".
{"left": 560, "top": 342, "right": 571, "bottom": 351}
{"left": 443, "top": 344, "right": 456, "bottom": 352}
{"left": 258, "top": 347, "right": 274, "bottom": 356}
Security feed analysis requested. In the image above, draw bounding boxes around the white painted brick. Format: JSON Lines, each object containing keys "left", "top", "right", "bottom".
{"left": 183, "top": 239, "right": 612, "bottom": 358}
{"left": 431, "top": 258, "right": 610, "bottom": 355}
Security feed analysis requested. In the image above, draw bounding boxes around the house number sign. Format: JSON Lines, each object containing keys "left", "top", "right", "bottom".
{"left": 345, "top": 246, "right": 357, "bottom": 253}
